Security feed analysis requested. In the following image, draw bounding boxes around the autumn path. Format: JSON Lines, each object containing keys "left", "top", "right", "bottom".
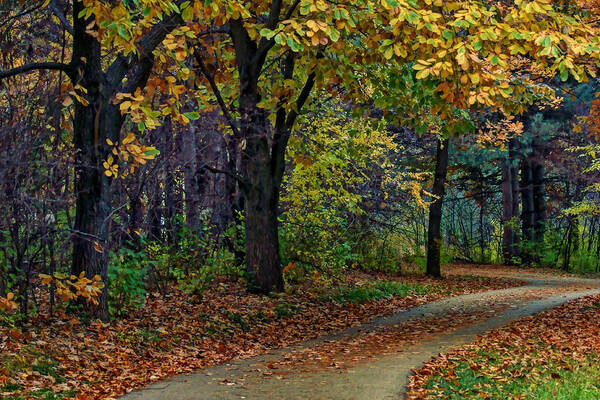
{"left": 122, "top": 270, "right": 600, "bottom": 400}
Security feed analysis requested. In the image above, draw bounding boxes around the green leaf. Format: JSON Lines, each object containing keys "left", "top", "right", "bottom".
{"left": 184, "top": 112, "right": 200, "bottom": 120}
{"left": 144, "top": 149, "right": 160, "bottom": 156}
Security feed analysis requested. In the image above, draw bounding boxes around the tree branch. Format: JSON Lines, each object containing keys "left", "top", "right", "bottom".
{"left": 285, "top": 66, "right": 318, "bottom": 130}
{"left": 265, "top": 0, "right": 283, "bottom": 30}
{"left": 202, "top": 164, "right": 248, "bottom": 189}
{"left": 0, "top": 4, "right": 43, "bottom": 30}
{"left": 271, "top": 53, "right": 318, "bottom": 184}
{"left": 0, "top": 62, "right": 75, "bottom": 81}
{"left": 255, "top": 0, "right": 301, "bottom": 65}
{"left": 50, "top": 0, "right": 74, "bottom": 35}
{"left": 194, "top": 51, "right": 240, "bottom": 136}
{"left": 105, "top": 2, "right": 188, "bottom": 92}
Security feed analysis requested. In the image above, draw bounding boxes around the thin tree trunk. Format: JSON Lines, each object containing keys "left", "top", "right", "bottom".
{"left": 501, "top": 155, "right": 514, "bottom": 264}
{"left": 509, "top": 139, "right": 520, "bottom": 259}
{"left": 183, "top": 125, "right": 201, "bottom": 233}
{"left": 520, "top": 157, "right": 534, "bottom": 264}
{"left": 426, "top": 138, "right": 450, "bottom": 278}
{"left": 531, "top": 137, "right": 546, "bottom": 258}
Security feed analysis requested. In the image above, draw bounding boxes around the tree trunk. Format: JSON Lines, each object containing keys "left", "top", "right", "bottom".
{"left": 183, "top": 125, "right": 201, "bottom": 233}
{"left": 164, "top": 126, "right": 181, "bottom": 243}
{"left": 520, "top": 157, "right": 535, "bottom": 264}
{"left": 240, "top": 104, "right": 283, "bottom": 293}
{"left": 531, "top": 137, "right": 546, "bottom": 256}
{"left": 148, "top": 179, "right": 163, "bottom": 241}
{"left": 501, "top": 155, "right": 514, "bottom": 264}
{"left": 426, "top": 138, "right": 450, "bottom": 278}
{"left": 509, "top": 139, "right": 520, "bottom": 260}
{"left": 70, "top": 0, "right": 179, "bottom": 319}
{"left": 71, "top": 0, "right": 110, "bottom": 319}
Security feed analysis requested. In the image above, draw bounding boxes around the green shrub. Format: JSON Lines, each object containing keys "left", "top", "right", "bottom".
{"left": 108, "top": 246, "right": 150, "bottom": 317}
{"left": 148, "top": 217, "right": 245, "bottom": 296}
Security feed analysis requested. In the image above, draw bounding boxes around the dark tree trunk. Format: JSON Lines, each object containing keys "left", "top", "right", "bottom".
{"left": 224, "top": 18, "right": 315, "bottom": 293}
{"left": 126, "top": 191, "right": 144, "bottom": 250}
{"left": 70, "top": 0, "right": 110, "bottom": 319}
{"left": 183, "top": 125, "right": 201, "bottom": 233}
{"left": 164, "top": 126, "right": 181, "bottom": 243}
{"left": 240, "top": 103, "right": 283, "bottom": 293}
{"left": 531, "top": 137, "right": 546, "bottom": 252}
{"left": 501, "top": 155, "right": 514, "bottom": 264}
{"left": 70, "top": 0, "right": 183, "bottom": 319}
{"left": 520, "top": 157, "right": 535, "bottom": 264}
{"left": 509, "top": 139, "right": 521, "bottom": 259}
{"left": 426, "top": 138, "right": 450, "bottom": 278}
{"left": 149, "top": 179, "right": 163, "bottom": 241}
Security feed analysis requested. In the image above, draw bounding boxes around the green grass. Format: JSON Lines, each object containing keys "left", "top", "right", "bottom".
{"left": 1, "top": 347, "right": 74, "bottom": 400}
{"left": 329, "top": 280, "right": 433, "bottom": 304}
{"left": 423, "top": 347, "right": 600, "bottom": 399}
{"left": 1, "top": 385, "right": 76, "bottom": 400}
{"left": 525, "top": 365, "right": 600, "bottom": 400}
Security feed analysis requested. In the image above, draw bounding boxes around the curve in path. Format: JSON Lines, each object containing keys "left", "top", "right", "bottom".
{"left": 122, "top": 272, "right": 600, "bottom": 400}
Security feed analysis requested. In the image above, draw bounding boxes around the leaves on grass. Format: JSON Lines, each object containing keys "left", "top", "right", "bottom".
{"left": 0, "top": 268, "right": 519, "bottom": 399}
{"left": 408, "top": 293, "right": 600, "bottom": 399}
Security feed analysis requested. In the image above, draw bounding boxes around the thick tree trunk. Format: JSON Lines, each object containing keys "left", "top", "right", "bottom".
{"left": 126, "top": 191, "right": 144, "bottom": 250}
{"left": 71, "top": 0, "right": 110, "bottom": 319}
{"left": 227, "top": 21, "right": 314, "bottom": 294}
{"left": 426, "top": 138, "right": 450, "bottom": 278}
{"left": 164, "top": 126, "right": 181, "bottom": 243}
{"left": 149, "top": 179, "right": 163, "bottom": 241}
{"left": 70, "top": 0, "right": 178, "bottom": 319}
{"left": 240, "top": 104, "right": 283, "bottom": 293}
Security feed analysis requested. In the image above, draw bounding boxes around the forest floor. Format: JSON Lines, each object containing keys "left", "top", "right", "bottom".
{"left": 119, "top": 267, "right": 600, "bottom": 400}
{"left": 2, "top": 265, "right": 597, "bottom": 400}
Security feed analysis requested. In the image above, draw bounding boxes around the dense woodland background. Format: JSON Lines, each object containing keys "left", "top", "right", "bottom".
{"left": 2, "top": 0, "right": 600, "bottom": 323}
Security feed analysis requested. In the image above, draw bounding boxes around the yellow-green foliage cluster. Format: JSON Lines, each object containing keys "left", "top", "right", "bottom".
{"left": 280, "top": 106, "right": 397, "bottom": 276}
{"left": 565, "top": 145, "right": 600, "bottom": 217}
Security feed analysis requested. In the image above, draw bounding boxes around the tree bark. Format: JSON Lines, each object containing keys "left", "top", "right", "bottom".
{"left": 70, "top": 0, "right": 185, "bottom": 319}
{"left": 239, "top": 103, "right": 284, "bottom": 293}
{"left": 426, "top": 138, "right": 450, "bottom": 278}
{"left": 70, "top": 0, "right": 110, "bottom": 319}
{"left": 509, "top": 139, "right": 520, "bottom": 259}
{"left": 531, "top": 137, "right": 546, "bottom": 253}
{"left": 520, "top": 156, "right": 535, "bottom": 264}
{"left": 501, "top": 155, "right": 514, "bottom": 264}
{"left": 183, "top": 124, "right": 201, "bottom": 233}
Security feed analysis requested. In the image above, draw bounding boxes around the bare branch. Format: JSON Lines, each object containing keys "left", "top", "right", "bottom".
{"left": 50, "top": 0, "right": 74, "bottom": 35}
{"left": 202, "top": 164, "right": 248, "bottom": 189}
{"left": 194, "top": 51, "right": 240, "bottom": 136}
{"left": 0, "top": 62, "right": 75, "bottom": 81}
{"left": 0, "top": 4, "right": 43, "bottom": 30}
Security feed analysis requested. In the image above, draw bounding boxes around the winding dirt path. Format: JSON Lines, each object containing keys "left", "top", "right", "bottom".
{"left": 122, "top": 269, "right": 600, "bottom": 400}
